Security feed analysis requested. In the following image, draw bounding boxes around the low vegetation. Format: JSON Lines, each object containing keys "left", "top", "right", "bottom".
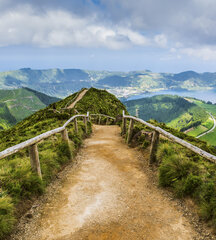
{"left": 157, "top": 141, "right": 216, "bottom": 227}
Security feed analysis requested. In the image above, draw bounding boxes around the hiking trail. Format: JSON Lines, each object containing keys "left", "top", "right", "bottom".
{"left": 67, "top": 89, "right": 88, "bottom": 109}
{"left": 12, "top": 125, "right": 199, "bottom": 240}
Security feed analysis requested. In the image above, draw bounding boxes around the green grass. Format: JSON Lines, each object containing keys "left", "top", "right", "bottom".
{"left": 187, "top": 99, "right": 216, "bottom": 145}
{"left": 56, "top": 87, "right": 128, "bottom": 117}
{"left": 157, "top": 141, "right": 216, "bottom": 227}
{"left": 187, "top": 125, "right": 208, "bottom": 137}
{"left": 192, "top": 99, "right": 216, "bottom": 117}
{"left": 187, "top": 117, "right": 214, "bottom": 137}
{"left": 200, "top": 128, "right": 216, "bottom": 146}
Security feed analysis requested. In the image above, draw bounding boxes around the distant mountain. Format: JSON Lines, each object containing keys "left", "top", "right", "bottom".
{"left": 0, "top": 68, "right": 215, "bottom": 98}
{"left": 0, "top": 88, "right": 59, "bottom": 129}
{"left": 124, "top": 95, "right": 209, "bottom": 132}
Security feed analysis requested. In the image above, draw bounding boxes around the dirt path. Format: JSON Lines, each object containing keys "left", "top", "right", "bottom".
{"left": 67, "top": 89, "right": 88, "bottom": 109}
{"left": 13, "top": 125, "right": 198, "bottom": 240}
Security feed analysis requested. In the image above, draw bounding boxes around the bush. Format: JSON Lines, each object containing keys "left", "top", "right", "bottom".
{"left": 0, "top": 192, "right": 16, "bottom": 238}
{"left": 157, "top": 142, "right": 175, "bottom": 162}
{"left": 173, "top": 174, "right": 202, "bottom": 198}
{"left": 56, "top": 141, "right": 71, "bottom": 164}
{"left": 158, "top": 152, "right": 199, "bottom": 189}
{"left": 2, "top": 166, "right": 44, "bottom": 201}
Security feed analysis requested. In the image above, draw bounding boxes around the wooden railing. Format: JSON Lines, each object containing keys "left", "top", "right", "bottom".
{"left": 90, "top": 114, "right": 115, "bottom": 125}
{"left": 122, "top": 111, "right": 216, "bottom": 164}
{"left": 0, "top": 112, "right": 89, "bottom": 179}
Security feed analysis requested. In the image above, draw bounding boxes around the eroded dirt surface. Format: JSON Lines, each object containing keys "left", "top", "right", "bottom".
{"left": 12, "top": 125, "right": 198, "bottom": 240}
{"left": 67, "top": 89, "right": 88, "bottom": 109}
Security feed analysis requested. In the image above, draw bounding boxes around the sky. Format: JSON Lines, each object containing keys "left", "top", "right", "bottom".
{"left": 0, "top": 0, "right": 216, "bottom": 73}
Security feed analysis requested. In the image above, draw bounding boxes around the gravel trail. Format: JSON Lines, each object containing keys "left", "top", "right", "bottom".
{"left": 12, "top": 125, "right": 198, "bottom": 240}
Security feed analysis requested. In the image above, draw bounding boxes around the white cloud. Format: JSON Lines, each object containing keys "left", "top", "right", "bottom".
{"left": 154, "top": 34, "right": 167, "bottom": 48}
{"left": 0, "top": 6, "right": 151, "bottom": 49}
{"left": 181, "top": 47, "right": 216, "bottom": 60}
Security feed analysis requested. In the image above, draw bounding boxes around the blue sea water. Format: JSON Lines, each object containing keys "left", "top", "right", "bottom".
{"left": 127, "top": 89, "right": 216, "bottom": 103}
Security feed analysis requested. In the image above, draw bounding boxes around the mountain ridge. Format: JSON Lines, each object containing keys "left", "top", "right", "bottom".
{"left": 0, "top": 68, "right": 215, "bottom": 98}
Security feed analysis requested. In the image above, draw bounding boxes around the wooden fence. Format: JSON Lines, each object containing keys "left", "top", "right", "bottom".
{"left": 122, "top": 110, "right": 216, "bottom": 164}
{"left": 0, "top": 112, "right": 89, "bottom": 179}
{"left": 90, "top": 114, "right": 115, "bottom": 125}
{"left": 1, "top": 109, "right": 215, "bottom": 180}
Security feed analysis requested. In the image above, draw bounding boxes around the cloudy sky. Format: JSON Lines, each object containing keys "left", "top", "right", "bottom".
{"left": 0, "top": 0, "right": 216, "bottom": 72}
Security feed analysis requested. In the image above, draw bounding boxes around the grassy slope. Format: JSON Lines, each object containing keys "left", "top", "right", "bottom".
{"left": 124, "top": 95, "right": 208, "bottom": 131}
{"left": 0, "top": 88, "right": 125, "bottom": 238}
{"left": 0, "top": 103, "right": 17, "bottom": 129}
{"left": 0, "top": 88, "right": 60, "bottom": 130}
{"left": 184, "top": 99, "right": 216, "bottom": 145}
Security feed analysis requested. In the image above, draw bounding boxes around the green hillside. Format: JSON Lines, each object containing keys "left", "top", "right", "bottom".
{"left": 184, "top": 98, "right": 216, "bottom": 145}
{"left": 0, "top": 88, "right": 126, "bottom": 238}
{"left": 0, "top": 103, "right": 16, "bottom": 129}
{"left": 0, "top": 88, "right": 59, "bottom": 130}
{"left": 124, "top": 95, "right": 208, "bottom": 131}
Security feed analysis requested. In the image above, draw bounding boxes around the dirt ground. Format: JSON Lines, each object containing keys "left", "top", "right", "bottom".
{"left": 67, "top": 89, "right": 88, "bottom": 109}
{"left": 10, "top": 125, "right": 205, "bottom": 240}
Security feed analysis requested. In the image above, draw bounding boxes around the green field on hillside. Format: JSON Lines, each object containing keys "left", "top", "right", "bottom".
{"left": 184, "top": 98, "right": 216, "bottom": 145}
{"left": 0, "top": 88, "right": 59, "bottom": 130}
{"left": 124, "top": 95, "right": 208, "bottom": 131}
{"left": 124, "top": 95, "right": 216, "bottom": 146}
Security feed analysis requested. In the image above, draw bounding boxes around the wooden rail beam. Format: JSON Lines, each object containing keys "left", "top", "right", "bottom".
{"left": 122, "top": 111, "right": 216, "bottom": 164}
{"left": 149, "top": 130, "right": 160, "bottom": 165}
{"left": 29, "top": 144, "right": 42, "bottom": 179}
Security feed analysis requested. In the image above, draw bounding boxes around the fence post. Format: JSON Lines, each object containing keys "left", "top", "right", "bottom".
{"left": 98, "top": 115, "right": 101, "bottom": 125}
{"left": 122, "top": 111, "right": 126, "bottom": 134}
{"left": 61, "top": 128, "right": 69, "bottom": 142}
{"left": 74, "top": 118, "right": 78, "bottom": 133}
{"left": 122, "top": 118, "right": 126, "bottom": 134}
{"left": 84, "top": 117, "right": 88, "bottom": 133}
{"left": 149, "top": 130, "right": 160, "bottom": 165}
{"left": 106, "top": 118, "right": 109, "bottom": 125}
{"left": 127, "top": 119, "right": 134, "bottom": 144}
{"left": 29, "top": 144, "right": 42, "bottom": 179}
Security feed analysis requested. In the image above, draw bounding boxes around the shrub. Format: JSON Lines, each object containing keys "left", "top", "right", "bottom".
{"left": 2, "top": 165, "right": 44, "bottom": 201}
{"left": 0, "top": 192, "right": 15, "bottom": 238}
{"left": 173, "top": 174, "right": 202, "bottom": 198}
{"left": 56, "top": 141, "right": 71, "bottom": 164}
{"left": 158, "top": 153, "right": 198, "bottom": 188}
{"left": 157, "top": 142, "right": 175, "bottom": 162}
